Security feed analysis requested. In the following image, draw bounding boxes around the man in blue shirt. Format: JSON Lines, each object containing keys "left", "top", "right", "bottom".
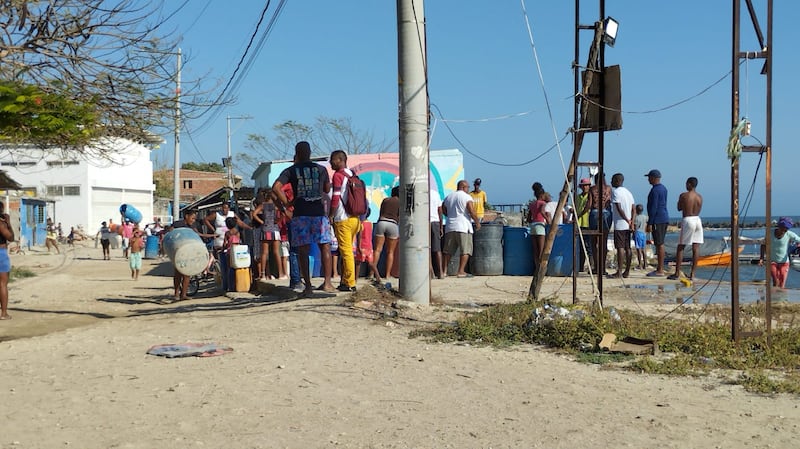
{"left": 645, "top": 169, "right": 669, "bottom": 276}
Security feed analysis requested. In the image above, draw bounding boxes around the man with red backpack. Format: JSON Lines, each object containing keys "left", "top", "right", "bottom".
{"left": 329, "top": 150, "right": 366, "bottom": 292}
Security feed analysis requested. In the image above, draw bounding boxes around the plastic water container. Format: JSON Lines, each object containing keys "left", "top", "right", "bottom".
{"left": 502, "top": 226, "right": 533, "bottom": 275}
{"left": 309, "top": 242, "right": 321, "bottom": 277}
{"left": 229, "top": 244, "right": 251, "bottom": 268}
{"left": 119, "top": 204, "right": 143, "bottom": 224}
{"left": 471, "top": 223, "right": 504, "bottom": 275}
{"left": 546, "top": 223, "right": 574, "bottom": 277}
{"left": 162, "top": 228, "right": 208, "bottom": 276}
{"left": 144, "top": 235, "right": 159, "bottom": 259}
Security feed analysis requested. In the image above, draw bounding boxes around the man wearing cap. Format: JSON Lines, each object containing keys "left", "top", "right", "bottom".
{"left": 575, "top": 178, "right": 592, "bottom": 271}
{"left": 645, "top": 169, "right": 669, "bottom": 276}
{"left": 469, "top": 178, "right": 487, "bottom": 222}
{"left": 581, "top": 173, "right": 611, "bottom": 274}
{"left": 670, "top": 177, "right": 703, "bottom": 280}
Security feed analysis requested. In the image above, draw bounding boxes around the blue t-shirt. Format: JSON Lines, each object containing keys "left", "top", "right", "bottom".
{"left": 646, "top": 183, "right": 669, "bottom": 225}
{"left": 770, "top": 230, "right": 800, "bottom": 263}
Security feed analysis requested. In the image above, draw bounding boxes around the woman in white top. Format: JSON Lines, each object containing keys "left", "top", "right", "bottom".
{"left": 204, "top": 203, "right": 250, "bottom": 251}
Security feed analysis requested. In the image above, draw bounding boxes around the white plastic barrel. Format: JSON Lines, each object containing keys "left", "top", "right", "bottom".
{"left": 163, "top": 228, "right": 208, "bottom": 276}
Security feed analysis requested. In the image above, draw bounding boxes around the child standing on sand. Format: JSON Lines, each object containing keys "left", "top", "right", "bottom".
{"left": 633, "top": 204, "right": 649, "bottom": 270}
{"left": 129, "top": 229, "right": 144, "bottom": 280}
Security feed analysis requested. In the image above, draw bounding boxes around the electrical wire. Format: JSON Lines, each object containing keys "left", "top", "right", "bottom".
{"left": 576, "top": 62, "right": 744, "bottom": 115}
{"left": 439, "top": 110, "right": 534, "bottom": 123}
{"left": 191, "top": 0, "right": 287, "bottom": 131}
{"left": 431, "top": 103, "right": 568, "bottom": 167}
{"left": 182, "top": 122, "right": 209, "bottom": 163}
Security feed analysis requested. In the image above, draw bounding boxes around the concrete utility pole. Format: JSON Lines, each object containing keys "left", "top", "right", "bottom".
{"left": 397, "top": 0, "right": 430, "bottom": 305}
{"left": 172, "top": 48, "right": 181, "bottom": 221}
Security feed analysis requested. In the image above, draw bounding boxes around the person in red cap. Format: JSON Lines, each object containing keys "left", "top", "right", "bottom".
{"left": 469, "top": 178, "right": 487, "bottom": 223}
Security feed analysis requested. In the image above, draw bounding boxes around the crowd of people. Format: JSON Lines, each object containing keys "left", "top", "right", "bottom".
{"left": 158, "top": 141, "right": 493, "bottom": 299}
{"left": 528, "top": 169, "right": 707, "bottom": 282}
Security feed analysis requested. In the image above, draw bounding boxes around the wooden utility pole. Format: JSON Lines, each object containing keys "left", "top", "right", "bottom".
{"left": 529, "top": 24, "right": 605, "bottom": 301}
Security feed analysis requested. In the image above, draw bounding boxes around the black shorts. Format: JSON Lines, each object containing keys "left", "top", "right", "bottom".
{"left": 651, "top": 223, "right": 668, "bottom": 246}
{"left": 430, "top": 222, "right": 442, "bottom": 252}
{"left": 613, "top": 230, "right": 631, "bottom": 249}
{"left": 101, "top": 239, "right": 110, "bottom": 249}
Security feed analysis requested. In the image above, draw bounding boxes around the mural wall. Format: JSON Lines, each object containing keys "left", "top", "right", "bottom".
{"left": 253, "top": 149, "right": 464, "bottom": 222}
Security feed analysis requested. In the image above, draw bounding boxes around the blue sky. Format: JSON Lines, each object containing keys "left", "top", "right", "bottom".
{"left": 161, "top": 1, "right": 797, "bottom": 217}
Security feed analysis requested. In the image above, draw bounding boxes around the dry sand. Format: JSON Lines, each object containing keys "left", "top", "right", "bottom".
{"left": 1, "top": 243, "right": 798, "bottom": 449}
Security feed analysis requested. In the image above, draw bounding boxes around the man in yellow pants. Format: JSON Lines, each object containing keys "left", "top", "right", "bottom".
{"left": 329, "top": 150, "right": 362, "bottom": 292}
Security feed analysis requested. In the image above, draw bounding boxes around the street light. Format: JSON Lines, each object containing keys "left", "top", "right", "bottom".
{"left": 226, "top": 115, "right": 251, "bottom": 189}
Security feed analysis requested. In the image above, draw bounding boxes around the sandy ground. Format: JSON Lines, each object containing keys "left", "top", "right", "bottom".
{"left": 1, "top": 242, "right": 798, "bottom": 449}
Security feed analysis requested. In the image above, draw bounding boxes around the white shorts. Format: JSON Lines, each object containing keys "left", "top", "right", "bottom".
{"left": 280, "top": 241, "right": 289, "bottom": 257}
{"left": 679, "top": 216, "right": 704, "bottom": 245}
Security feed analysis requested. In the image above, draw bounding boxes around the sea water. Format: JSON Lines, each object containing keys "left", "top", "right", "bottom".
{"left": 662, "top": 226, "right": 800, "bottom": 303}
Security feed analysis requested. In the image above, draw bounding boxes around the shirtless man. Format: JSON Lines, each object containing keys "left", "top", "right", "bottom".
{"left": 669, "top": 177, "right": 703, "bottom": 280}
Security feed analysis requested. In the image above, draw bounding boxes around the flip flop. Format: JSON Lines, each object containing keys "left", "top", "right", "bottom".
{"left": 456, "top": 274, "right": 474, "bottom": 278}
{"left": 666, "top": 274, "right": 680, "bottom": 280}
{"left": 0, "top": 315, "right": 10, "bottom": 320}
{"left": 646, "top": 271, "right": 664, "bottom": 277}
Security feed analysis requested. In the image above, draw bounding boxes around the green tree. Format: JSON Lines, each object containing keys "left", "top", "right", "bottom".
{"left": 182, "top": 162, "right": 224, "bottom": 173}
{"left": 0, "top": 1, "right": 221, "bottom": 157}
{"left": 239, "top": 116, "right": 395, "bottom": 174}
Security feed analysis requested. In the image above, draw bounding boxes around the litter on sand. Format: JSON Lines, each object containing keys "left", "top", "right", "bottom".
{"left": 146, "top": 342, "right": 233, "bottom": 358}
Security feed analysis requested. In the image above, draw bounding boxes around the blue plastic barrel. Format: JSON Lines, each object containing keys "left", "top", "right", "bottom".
{"left": 502, "top": 226, "right": 533, "bottom": 275}
{"left": 144, "top": 235, "right": 159, "bottom": 259}
{"left": 120, "top": 204, "right": 143, "bottom": 224}
{"left": 546, "top": 223, "right": 574, "bottom": 276}
{"left": 162, "top": 228, "right": 208, "bottom": 276}
{"left": 309, "top": 242, "right": 322, "bottom": 277}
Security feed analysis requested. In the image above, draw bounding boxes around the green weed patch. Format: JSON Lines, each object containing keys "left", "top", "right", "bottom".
{"left": 411, "top": 300, "right": 800, "bottom": 394}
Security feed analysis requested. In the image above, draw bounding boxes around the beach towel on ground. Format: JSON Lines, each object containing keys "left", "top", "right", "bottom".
{"left": 147, "top": 342, "right": 233, "bottom": 358}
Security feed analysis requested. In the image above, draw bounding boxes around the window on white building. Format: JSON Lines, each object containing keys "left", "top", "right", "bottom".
{"left": 46, "top": 160, "right": 80, "bottom": 167}
{"left": 46, "top": 185, "right": 81, "bottom": 196}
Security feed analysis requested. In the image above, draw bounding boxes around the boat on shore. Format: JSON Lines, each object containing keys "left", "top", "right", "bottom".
{"left": 696, "top": 245, "right": 744, "bottom": 267}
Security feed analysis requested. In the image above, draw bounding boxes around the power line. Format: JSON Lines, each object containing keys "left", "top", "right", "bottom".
{"left": 577, "top": 63, "right": 743, "bottom": 115}
{"left": 192, "top": 0, "right": 288, "bottom": 132}
{"left": 431, "top": 103, "right": 567, "bottom": 167}
{"left": 439, "top": 110, "right": 534, "bottom": 123}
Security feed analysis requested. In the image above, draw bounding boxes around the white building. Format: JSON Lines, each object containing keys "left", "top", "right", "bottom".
{"left": 0, "top": 137, "right": 156, "bottom": 244}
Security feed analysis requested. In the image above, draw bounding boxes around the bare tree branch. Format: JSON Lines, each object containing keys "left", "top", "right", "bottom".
{"left": 238, "top": 116, "right": 395, "bottom": 176}
{"left": 0, "top": 0, "right": 227, "bottom": 159}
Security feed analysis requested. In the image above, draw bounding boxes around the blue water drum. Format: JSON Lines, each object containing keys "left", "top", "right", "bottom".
{"left": 162, "top": 228, "right": 208, "bottom": 276}
{"left": 502, "top": 226, "right": 534, "bottom": 275}
{"left": 472, "top": 223, "right": 504, "bottom": 275}
{"left": 309, "top": 241, "right": 322, "bottom": 277}
{"left": 144, "top": 235, "right": 159, "bottom": 259}
{"left": 119, "top": 204, "right": 143, "bottom": 224}
{"left": 546, "top": 223, "right": 574, "bottom": 277}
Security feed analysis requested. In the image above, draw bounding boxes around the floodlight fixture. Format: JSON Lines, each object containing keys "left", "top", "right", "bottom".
{"left": 603, "top": 17, "right": 619, "bottom": 47}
